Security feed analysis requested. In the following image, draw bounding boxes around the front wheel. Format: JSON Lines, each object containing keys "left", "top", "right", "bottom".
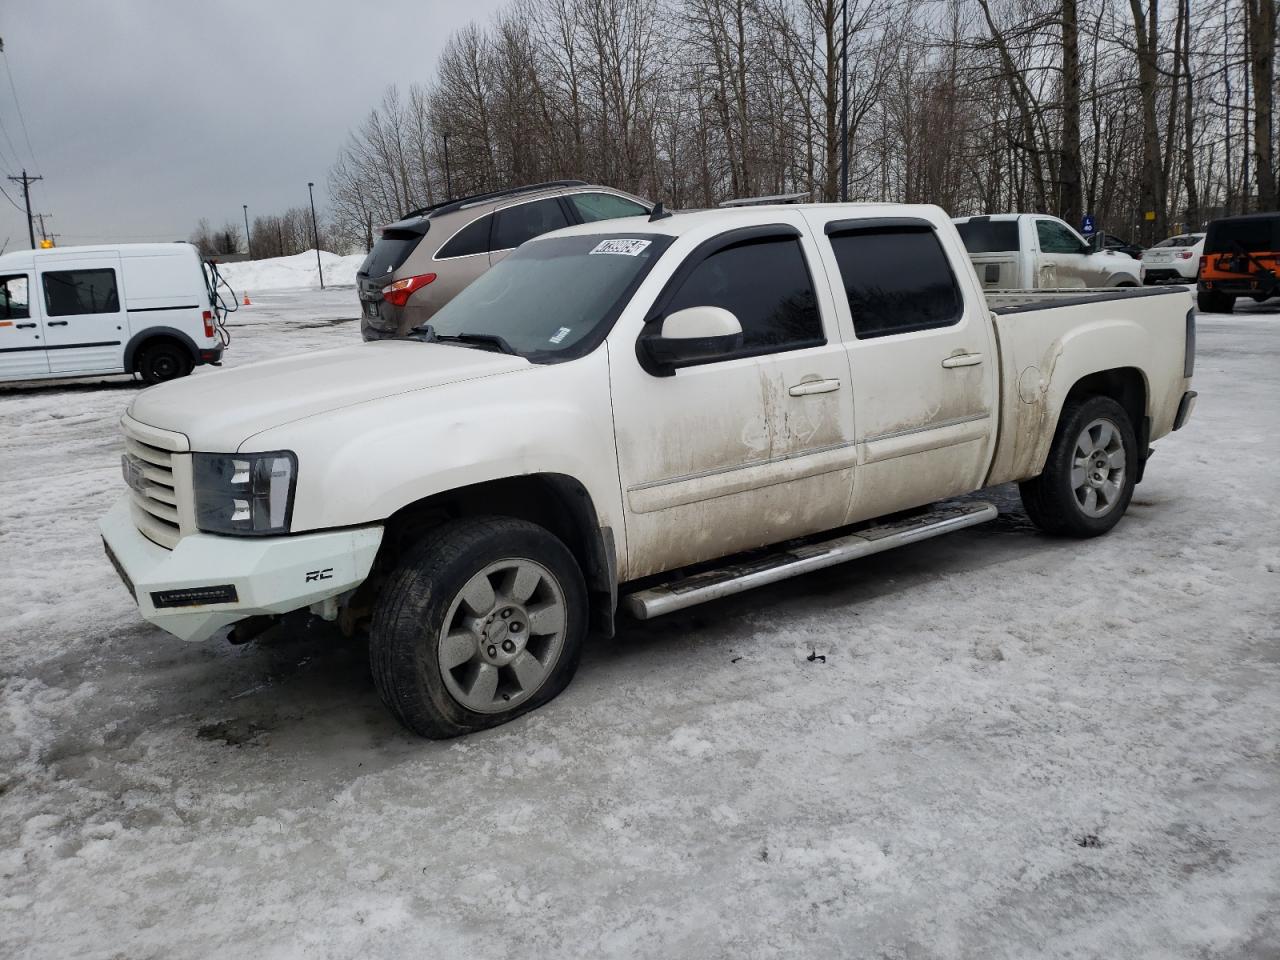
{"left": 369, "top": 516, "right": 587, "bottom": 739}
{"left": 1019, "top": 395, "right": 1137, "bottom": 538}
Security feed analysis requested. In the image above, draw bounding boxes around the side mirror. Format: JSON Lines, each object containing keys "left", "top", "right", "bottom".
{"left": 638, "top": 306, "right": 744, "bottom": 376}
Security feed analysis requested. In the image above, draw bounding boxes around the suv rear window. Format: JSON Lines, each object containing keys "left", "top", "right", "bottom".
{"left": 359, "top": 228, "right": 426, "bottom": 278}
{"left": 1205, "top": 216, "right": 1280, "bottom": 254}
{"left": 954, "top": 219, "right": 1019, "bottom": 253}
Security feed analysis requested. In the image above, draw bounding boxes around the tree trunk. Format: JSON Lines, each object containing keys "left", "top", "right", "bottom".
{"left": 1247, "top": 0, "right": 1277, "bottom": 208}
{"left": 1060, "top": 0, "right": 1083, "bottom": 228}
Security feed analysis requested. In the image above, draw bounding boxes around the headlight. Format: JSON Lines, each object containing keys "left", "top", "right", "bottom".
{"left": 192, "top": 451, "right": 297, "bottom": 535}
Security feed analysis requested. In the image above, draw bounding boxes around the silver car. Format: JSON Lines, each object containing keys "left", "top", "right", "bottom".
{"left": 358, "top": 180, "right": 651, "bottom": 340}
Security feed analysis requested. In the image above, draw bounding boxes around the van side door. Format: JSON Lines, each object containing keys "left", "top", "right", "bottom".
{"left": 38, "top": 256, "right": 127, "bottom": 374}
{"left": 0, "top": 272, "right": 48, "bottom": 378}
{"left": 807, "top": 213, "right": 999, "bottom": 523}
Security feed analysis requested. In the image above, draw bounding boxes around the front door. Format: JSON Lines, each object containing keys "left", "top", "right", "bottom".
{"left": 38, "top": 258, "right": 127, "bottom": 374}
{"left": 804, "top": 212, "right": 999, "bottom": 522}
{"left": 609, "top": 223, "right": 856, "bottom": 580}
{"left": 0, "top": 273, "right": 48, "bottom": 379}
{"left": 1035, "top": 217, "right": 1094, "bottom": 288}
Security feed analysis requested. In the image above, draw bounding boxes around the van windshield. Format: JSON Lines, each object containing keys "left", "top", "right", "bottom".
{"left": 422, "top": 233, "right": 673, "bottom": 362}
{"left": 1205, "top": 217, "right": 1280, "bottom": 254}
{"left": 955, "top": 220, "right": 1019, "bottom": 253}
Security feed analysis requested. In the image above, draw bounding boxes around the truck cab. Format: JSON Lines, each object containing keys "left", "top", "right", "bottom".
{"left": 0, "top": 242, "right": 224, "bottom": 385}
{"left": 952, "top": 213, "right": 1142, "bottom": 290}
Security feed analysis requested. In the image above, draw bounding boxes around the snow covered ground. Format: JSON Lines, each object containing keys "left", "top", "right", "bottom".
{"left": 215, "top": 250, "right": 365, "bottom": 294}
{"left": 1, "top": 288, "right": 1278, "bottom": 959}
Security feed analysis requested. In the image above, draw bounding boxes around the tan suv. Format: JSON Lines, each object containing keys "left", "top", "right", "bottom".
{"left": 358, "top": 180, "right": 651, "bottom": 340}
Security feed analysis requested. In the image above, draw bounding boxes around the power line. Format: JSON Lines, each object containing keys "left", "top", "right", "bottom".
{"left": 0, "top": 178, "right": 23, "bottom": 213}
{"left": 1, "top": 47, "right": 39, "bottom": 170}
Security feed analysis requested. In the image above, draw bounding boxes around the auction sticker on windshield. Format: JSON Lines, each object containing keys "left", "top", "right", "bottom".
{"left": 589, "top": 239, "right": 652, "bottom": 256}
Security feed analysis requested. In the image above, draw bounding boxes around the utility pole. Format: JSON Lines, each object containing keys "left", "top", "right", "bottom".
{"left": 307, "top": 181, "right": 324, "bottom": 290}
{"left": 33, "top": 212, "right": 52, "bottom": 241}
{"left": 7, "top": 170, "right": 43, "bottom": 248}
{"left": 243, "top": 204, "right": 252, "bottom": 258}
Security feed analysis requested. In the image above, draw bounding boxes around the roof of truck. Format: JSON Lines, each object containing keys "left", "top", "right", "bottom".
{"left": 0, "top": 242, "right": 198, "bottom": 271}
{"left": 543, "top": 202, "right": 949, "bottom": 241}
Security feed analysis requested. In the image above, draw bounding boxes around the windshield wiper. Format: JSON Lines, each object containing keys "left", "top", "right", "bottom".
{"left": 404, "top": 324, "right": 516, "bottom": 355}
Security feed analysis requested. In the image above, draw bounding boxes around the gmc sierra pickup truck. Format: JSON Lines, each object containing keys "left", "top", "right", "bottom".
{"left": 100, "top": 204, "right": 1197, "bottom": 738}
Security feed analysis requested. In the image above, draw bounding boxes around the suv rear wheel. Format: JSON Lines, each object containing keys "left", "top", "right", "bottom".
{"left": 369, "top": 516, "right": 587, "bottom": 738}
{"left": 1019, "top": 395, "right": 1137, "bottom": 538}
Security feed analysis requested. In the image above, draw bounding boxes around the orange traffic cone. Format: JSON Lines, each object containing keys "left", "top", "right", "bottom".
{"left": 242, "top": 292, "right": 251, "bottom": 306}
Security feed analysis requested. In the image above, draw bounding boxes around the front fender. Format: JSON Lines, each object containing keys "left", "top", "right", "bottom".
{"left": 242, "top": 349, "right": 627, "bottom": 552}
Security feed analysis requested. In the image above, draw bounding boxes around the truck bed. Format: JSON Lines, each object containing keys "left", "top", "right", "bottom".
{"left": 983, "top": 286, "right": 1189, "bottom": 311}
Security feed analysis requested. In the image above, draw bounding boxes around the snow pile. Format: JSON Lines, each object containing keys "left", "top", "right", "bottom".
{"left": 215, "top": 250, "right": 365, "bottom": 293}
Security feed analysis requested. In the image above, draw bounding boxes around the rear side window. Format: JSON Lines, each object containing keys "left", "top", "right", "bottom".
{"left": 359, "top": 229, "right": 425, "bottom": 278}
{"left": 43, "top": 269, "right": 119, "bottom": 316}
{"left": 954, "top": 219, "right": 1019, "bottom": 253}
{"left": 1205, "top": 217, "right": 1280, "bottom": 254}
{"left": 569, "top": 193, "right": 648, "bottom": 223}
{"left": 829, "top": 227, "right": 962, "bottom": 339}
{"left": 664, "top": 237, "right": 822, "bottom": 354}
{"left": 1036, "top": 219, "right": 1085, "bottom": 254}
{"left": 436, "top": 214, "right": 494, "bottom": 259}
{"left": 0, "top": 275, "right": 29, "bottom": 319}
{"left": 492, "top": 199, "right": 570, "bottom": 251}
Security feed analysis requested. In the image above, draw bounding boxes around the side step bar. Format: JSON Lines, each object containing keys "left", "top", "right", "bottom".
{"left": 622, "top": 501, "right": 997, "bottom": 620}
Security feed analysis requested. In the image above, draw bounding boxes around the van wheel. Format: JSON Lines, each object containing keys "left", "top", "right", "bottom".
{"left": 137, "top": 341, "right": 191, "bottom": 384}
{"left": 1019, "top": 396, "right": 1137, "bottom": 538}
{"left": 369, "top": 516, "right": 587, "bottom": 739}
{"left": 1196, "top": 291, "right": 1234, "bottom": 313}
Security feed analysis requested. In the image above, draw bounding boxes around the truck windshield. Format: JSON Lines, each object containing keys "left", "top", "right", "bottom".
{"left": 423, "top": 233, "right": 673, "bottom": 362}
{"left": 955, "top": 220, "right": 1019, "bottom": 253}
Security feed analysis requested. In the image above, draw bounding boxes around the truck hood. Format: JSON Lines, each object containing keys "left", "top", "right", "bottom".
{"left": 128, "top": 340, "right": 529, "bottom": 450}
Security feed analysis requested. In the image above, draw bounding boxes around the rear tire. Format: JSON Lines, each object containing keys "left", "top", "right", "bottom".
{"left": 1019, "top": 395, "right": 1137, "bottom": 538}
{"left": 137, "top": 341, "right": 191, "bottom": 384}
{"left": 1196, "top": 291, "right": 1234, "bottom": 314}
{"left": 369, "top": 516, "right": 587, "bottom": 739}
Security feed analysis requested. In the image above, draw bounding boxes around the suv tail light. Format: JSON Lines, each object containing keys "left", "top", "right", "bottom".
{"left": 202, "top": 310, "right": 214, "bottom": 337}
{"left": 382, "top": 273, "right": 437, "bottom": 307}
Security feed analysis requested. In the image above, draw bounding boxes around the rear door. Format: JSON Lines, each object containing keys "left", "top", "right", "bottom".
{"left": 38, "top": 257, "right": 127, "bottom": 374}
{"left": 0, "top": 272, "right": 48, "bottom": 378}
{"left": 806, "top": 212, "right": 999, "bottom": 522}
{"left": 488, "top": 197, "right": 572, "bottom": 267}
{"left": 565, "top": 191, "right": 649, "bottom": 224}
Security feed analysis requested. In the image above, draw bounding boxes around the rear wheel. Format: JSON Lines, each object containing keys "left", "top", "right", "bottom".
{"left": 1196, "top": 290, "right": 1234, "bottom": 313}
{"left": 136, "top": 341, "right": 191, "bottom": 384}
{"left": 1019, "top": 395, "right": 1137, "bottom": 538}
{"left": 369, "top": 516, "right": 587, "bottom": 739}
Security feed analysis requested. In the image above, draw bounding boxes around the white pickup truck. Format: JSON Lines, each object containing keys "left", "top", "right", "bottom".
{"left": 953, "top": 213, "right": 1143, "bottom": 290}
{"left": 100, "top": 203, "right": 1197, "bottom": 738}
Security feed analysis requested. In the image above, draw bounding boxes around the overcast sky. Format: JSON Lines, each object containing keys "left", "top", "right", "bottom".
{"left": 0, "top": 0, "right": 511, "bottom": 252}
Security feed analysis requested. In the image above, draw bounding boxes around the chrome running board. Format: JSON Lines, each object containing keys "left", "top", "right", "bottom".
{"left": 622, "top": 501, "right": 997, "bottom": 620}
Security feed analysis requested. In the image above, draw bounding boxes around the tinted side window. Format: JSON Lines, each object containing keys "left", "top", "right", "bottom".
{"left": 0, "top": 275, "right": 29, "bottom": 319}
{"left": 829, "top": 228, "right": 962, "bottom": 339}
{"left": 43, "top": 269, "right": 119, "bottom": 316}
{"left": 1036, "top": 220, "right": 1084, "bottom": 254}
{"left": 436, "top": 214, "right": 493, "bottom": 259}
{"left": 570, "top": 193, "right": 648, "bottom": 223}
{"left": 492, "top": 199, "right": 570, "bottom": 251}
{"left": 955, "top": 219, "right": 1019, "bottom": 253}
{"left": 665, "top": 237, "right": 822, "bottom": 353}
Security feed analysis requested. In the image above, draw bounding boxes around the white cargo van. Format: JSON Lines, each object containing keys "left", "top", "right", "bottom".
{"left": 0, "top": 242, "right": 225, "bottom": 385}
{"left": 952, "top": 213, "right": 1142, "bottom": 290}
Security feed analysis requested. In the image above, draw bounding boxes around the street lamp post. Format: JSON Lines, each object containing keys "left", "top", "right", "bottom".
{"left": 307, "top": 181, "right": 324, "bottom": 290}
{"left": 443, "top": 131, "right": 453, "bottom": 201}
{"left": 839, "top": 0, "right": 848, "bottom": 203}
{"left": 243, "top": 204, "right": 252, "bottom": 259}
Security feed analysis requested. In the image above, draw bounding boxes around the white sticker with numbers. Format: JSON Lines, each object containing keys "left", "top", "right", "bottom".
{"left": 589, "top": 238, "right": 652, "bottom": 257}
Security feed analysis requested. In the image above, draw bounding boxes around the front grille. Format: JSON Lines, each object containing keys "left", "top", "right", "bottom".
{"left": 122, "top": 419, "right": 188, "bottom": 550}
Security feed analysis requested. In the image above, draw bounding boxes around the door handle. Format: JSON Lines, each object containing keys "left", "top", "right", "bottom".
{"left": 788, "top": 378, "right": 842, "bottom": 396}
{"left": 46, "top": 320, "right": 68, "bottom": 327}
{"left": 941, "top": 353, "right": 983, "bottom": 368}
{"left": 15, "top": 322, "right": 36, "bottom": 329}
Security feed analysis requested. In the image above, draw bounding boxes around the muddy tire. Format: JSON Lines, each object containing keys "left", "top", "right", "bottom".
{"left": 137, "top": 341, "right": 191, "bottom": 385}
{"left": 1196, "top": 291, "right": 1234, "bottom": 314}
{"left": 369, "top": 516, "right": 587, "bottom": 739}
{"left": 1019, "top": 395, "right": 1137, "bottom": 538}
